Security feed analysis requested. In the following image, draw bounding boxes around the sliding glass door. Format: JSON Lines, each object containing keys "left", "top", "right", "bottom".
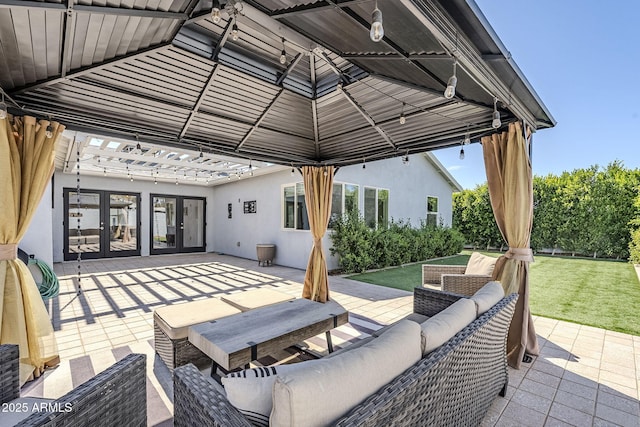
{"left": 151, "top": 195, "right": 206, "bottom": 254}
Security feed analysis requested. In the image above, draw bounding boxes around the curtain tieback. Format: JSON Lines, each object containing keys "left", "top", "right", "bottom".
{"left": 313, "top": 237, "right": 323, "bottom": 248}
{"left": 0, "top": 243, "right": 18, "bottom": 261}
{"left": 504, "top": 247, "right": 534, "bottom": 262}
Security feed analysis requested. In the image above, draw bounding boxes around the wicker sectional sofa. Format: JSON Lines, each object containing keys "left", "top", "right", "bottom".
{"left": 173, "top": 285, "right": 517, "bottom": 427}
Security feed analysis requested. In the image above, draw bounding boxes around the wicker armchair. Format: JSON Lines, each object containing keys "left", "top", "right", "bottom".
{"left": 0, "top": 344, "right": 147, "bottom": 427}
{"left": 422, "top": 252, "right": 497, "bottom": 296}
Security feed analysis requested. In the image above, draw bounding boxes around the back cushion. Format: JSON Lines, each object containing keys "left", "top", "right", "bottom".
{"left": 270, "top": 320, "right": 422, "bottom": 427}
{"left": 470, "top": 281, "right": 505, "bottom": 316}
{"left": 464, "top": 252, "right": 497, "bottom": 276}
{"left": 222, "top": 364, "right": 309, "bottom": 427}
{"left": 420, "top": 298, "right": 477, "bottom": 355}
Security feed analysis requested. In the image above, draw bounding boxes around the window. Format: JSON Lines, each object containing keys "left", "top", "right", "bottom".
{"left": 329, "top": 183, "right": 359, "bottom": 226}
{"left": 364, "top": 187, "right": 389, "bottom": 228}
{"left": 426, "top": 196, "right": 439, "bottom": 226}
{"left": 282, "top": 183, "right": 309, "bottom": 230}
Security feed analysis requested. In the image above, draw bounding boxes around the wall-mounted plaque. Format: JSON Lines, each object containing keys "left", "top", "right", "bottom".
{"left": 243, "top": 200, "right": 257, "bottom": 214}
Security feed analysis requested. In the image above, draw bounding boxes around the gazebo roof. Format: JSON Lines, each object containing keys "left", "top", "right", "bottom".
{"left": 0, "top": 0, "right": 555, "bottom": 167}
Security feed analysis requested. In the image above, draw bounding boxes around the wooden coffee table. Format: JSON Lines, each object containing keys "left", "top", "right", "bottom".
{"left": 188, "top": 298, "right": 348, "bottom": 372}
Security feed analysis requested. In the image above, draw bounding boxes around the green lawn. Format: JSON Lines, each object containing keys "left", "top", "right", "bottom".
{"left": 347, "top": 253, "right": 640, "bottom": 336}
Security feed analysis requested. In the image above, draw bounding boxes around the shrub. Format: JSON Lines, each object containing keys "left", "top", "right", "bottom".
{"left": 630, "top": 228, "right": 640, "bottom": 264}
{"left": 330, "top": 213, "right": 464, "bottom": 273}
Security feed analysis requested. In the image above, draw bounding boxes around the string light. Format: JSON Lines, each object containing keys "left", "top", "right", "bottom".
{"left": 399, "top": 103, "right": 406, "bottom": 125}
{"left": 211, "top": 0, "right": 221, "bottom": 24}
{"left": 370, "top": 1, "right": 384, "bottom": 42}
{"left": 459, "top": 144, "right": 465, "bottom": 160}
{"left": 45, "top": 116, "right": 54, "bottom": 138}
{"left": 362, "top": 159, "right": 366, "bottom": 169}
{"left": 280, "top": 37, "right": 287, "bottom": 65}
{"left": 492, "top": 98, "right": 501, "bottom": 129}
{"left": 444, "top": 60, "right": 457, "bottom": 99}
{"left": 135, "top": 134, "right": 141, "bottom": 151}
{"left": 249, "top": 160, "right": 253, "bottom": 176}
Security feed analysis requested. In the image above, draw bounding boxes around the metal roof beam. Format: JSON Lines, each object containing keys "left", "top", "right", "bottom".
{"left": 276, "top": 53, "right": 304, "bottom": 86}
{"left": 400, "top": 0, "right": 538, "bottom": 127}
{"left": 179, "top": 20, "right": 234, "bottom": 139}
{"left": 338, "top": 87, "right": 396, "bottom": 150}
{"left": 0, "top": 0, "right": 188, "bottom": 19}
{"left": 269, "top": 0, "right": 369, "bottom": 18}
{"left": 340, "top": 7, "right": 448, "bottom": 90}
{"left": 309, "top": 53, "right": 320, "bottom": 157}
{"left": 60, "top": 1, "right": 75, "bottom": 78}
{"left": 10, "top": 43, "right": 173, "bottom": 96}
{"left": 342, "top": 53, "right": 451, "bottom": 60}
{"left": 73, "top": 5, "right": 187, "bottom": 20}
{"left": 235, "top": 89, "right": 286, "bottom": 151}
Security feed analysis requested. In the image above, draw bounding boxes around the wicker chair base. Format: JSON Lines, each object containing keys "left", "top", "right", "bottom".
{"left": 154, "top": 322, "right": 211, "bottom": 371}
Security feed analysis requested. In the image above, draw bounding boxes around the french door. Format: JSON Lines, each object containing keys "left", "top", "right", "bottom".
{"left": 150, "top": 195, "right": 206, "bottom": 255}
{"left": 64, "top": 189, "right": 141, "bottom": 260}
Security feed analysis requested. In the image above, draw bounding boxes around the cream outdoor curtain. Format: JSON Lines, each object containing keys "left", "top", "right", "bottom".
{"left": 301, "top": 166, "right": 334, "bottom": 303}
{"left": 482, "top": 121, "right": 539, "bottom": 369}
{"left": 1, "top": 115, "right": 64, "bottom": 385}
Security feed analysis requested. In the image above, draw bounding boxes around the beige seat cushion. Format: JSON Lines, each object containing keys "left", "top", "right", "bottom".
{"left": 221, "top": 288, "right": 295, "bottom": 312}
{"left": 464, "top": 252, "right": 497, "bottom": 276}
{"left": 270, "top": 320, "right": 422, "bottom": 427}
{"left": 154, "top": 299, "right": 241, "bottom": 340}
{"left": 420, "top": 297, "right": 476, "bottom": 355}
{"left": 471, "top": 281, "right": 505, "bottom": 316}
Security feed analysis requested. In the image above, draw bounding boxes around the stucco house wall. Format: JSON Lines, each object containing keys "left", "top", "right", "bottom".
{"left": 21, "top": 153, "right": 460, "bottom": 270}
{"left": 211, "top": 153, "right": 461, "bottom": 270}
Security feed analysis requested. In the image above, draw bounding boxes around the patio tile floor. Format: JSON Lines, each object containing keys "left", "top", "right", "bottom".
{"left": 40, "top": 253, "right": 640, "bottom": 426}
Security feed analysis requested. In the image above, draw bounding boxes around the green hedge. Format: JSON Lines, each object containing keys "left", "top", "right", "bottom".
{"left": 630, "top": 228, "right": 640, "bottom": 264}
{"left": 329, "top": 211, "right": 464, "bottom": 273}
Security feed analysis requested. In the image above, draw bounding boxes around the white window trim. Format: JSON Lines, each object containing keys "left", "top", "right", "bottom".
{"left": 426, "top": 195, "right": 439, "bottom": 225}
{"left": 281, "top": 182, "right": 310, "bottom": 232}
{"left": 364, "top": 186, "right": 390, "bottom": 228}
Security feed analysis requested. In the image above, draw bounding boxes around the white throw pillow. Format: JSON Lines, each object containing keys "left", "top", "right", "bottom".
{"left": 420, "top": 297, "right": 476, "bottom": 355}
{"left": 222, "top": 364, "right": 309, "bottom": 427}
{"left": 270, "top": 320, "right": 422, "bottom": 427}
{"left": 470, "top": 281, "right": 505, "bottom": 316}
{"left": 464, "top": 252, "right": 497, "bottom": 276}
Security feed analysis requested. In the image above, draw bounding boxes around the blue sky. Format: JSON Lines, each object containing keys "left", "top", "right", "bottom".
{"left": 433, "top": 0, "right": 640, "bottom": 189}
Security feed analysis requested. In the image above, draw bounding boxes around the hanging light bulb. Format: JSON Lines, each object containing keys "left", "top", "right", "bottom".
{"left": 402, "top": 151, "right": 410, "bottom": 164}
{"left": 362, "top": 159, "right": 366, "bottom": 169}
{"left": 103, "top": 168, "right": 107, "bottom": 176}
{"left": 176, "top": 178, "right": 179, "bottom": 185}
{"left": 154, "top": 177, "right": 157, "bottom": 185}
{"left": 232, "top": 23, "right": 239, "bottom": 41}
{"left": 370, "top": 1, "right": 384, "bottom": 42}
{"left": 279, "top": 37, "right": 287, "bottom": 65}
{"left": 444, "top": 60, "right": 457, "bottom": 99}
{"left": 249, "top": 160, "right": 254, "bottom": 176}
{"left": 399, "top": 103, "right": 406, "bottom": 125}
{"left": 211, "top": 0, "right": 221, "bottom": 24}
{"left": 290, "top": 167, "right": 295, "bottom": 176}
{"left": 45, "top": 123, "right": 53, "bottom": 138}
{"left": 199, "top": 148, "right": 203, "bottom": 158}
{"left": 0, "top": 92, "right": 7, "bottom": 119}
{"left": 492, "top": 98, "right": 501, "bottom": 129}
{"left": 464, "top": 130, "right": 471, "bottom": 145}
{"left": 459, "top": 145, "right": 465, "bottom": 160}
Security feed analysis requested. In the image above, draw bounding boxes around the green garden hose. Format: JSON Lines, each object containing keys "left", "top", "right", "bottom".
{"left": 28, "top": 258, "right": 59, "bottom": 300}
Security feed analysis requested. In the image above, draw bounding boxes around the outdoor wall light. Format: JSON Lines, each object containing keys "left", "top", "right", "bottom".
{"left": 444, "top": 60, "right": 457, "bottom": 99}
{"left": 370, "top": 1, "right": 384, "bottom": 42}
{"left": 492, "top": 98, "right": 501, "bottom": 129}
